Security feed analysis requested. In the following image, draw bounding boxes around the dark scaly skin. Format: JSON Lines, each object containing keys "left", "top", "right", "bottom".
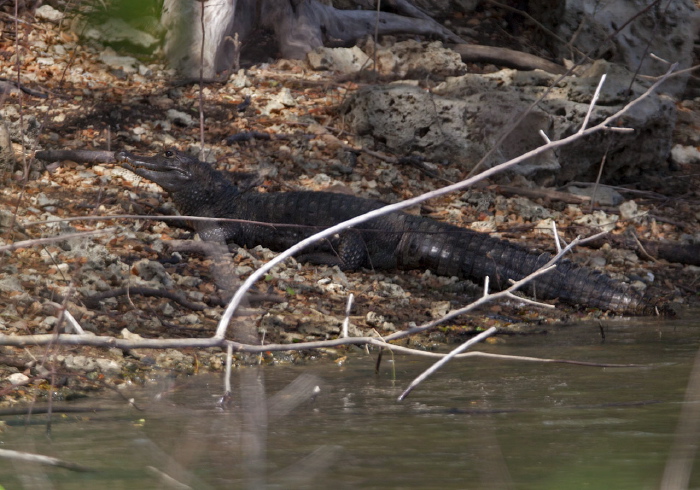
{"left": 115, "top": 149, "right": 672, "bottom": 316}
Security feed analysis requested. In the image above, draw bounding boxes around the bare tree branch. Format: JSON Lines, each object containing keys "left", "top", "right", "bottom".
{"left": 215, "top": 63, "right": 678, "bottom": 340}
{"left": 398, "top": 327, "right": 498, "bottom": 401}
{"left": 0, "top": 448, "right": 93, "bottom": 472}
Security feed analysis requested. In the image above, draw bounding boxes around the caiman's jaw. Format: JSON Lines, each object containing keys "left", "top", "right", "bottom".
{"left": 115, "top": 149, "right": 193, "bottom": 191}
{"left": 115, "top": 149, "right": 182, "bottom": 172}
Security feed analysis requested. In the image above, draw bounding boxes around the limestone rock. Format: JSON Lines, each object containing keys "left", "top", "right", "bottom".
{"left": 35, "top": 5, "right": 64, "bottom": 23}
{"left": 342, "top": 60, "right": 676, "bottom": 184}
{"left": 529, "top": 0, "right": 700, "bottom": 98}
{"left": 367, "top": 40, "right": 467, "bottom": 78}
{"left": 307, "top": 46, "right": 370, "bottom": 74}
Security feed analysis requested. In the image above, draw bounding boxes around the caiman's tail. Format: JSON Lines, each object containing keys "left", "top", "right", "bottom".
{"left": 397, "top": 218, "right": 673, "bottom": 316}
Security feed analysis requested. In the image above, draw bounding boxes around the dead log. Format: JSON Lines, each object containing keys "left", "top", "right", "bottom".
{"left": 585, "top": 231, "right": 700, "bottom": 266}
{"left": 452, "top": 44, "right": 567, "bottom": 75}
{"left": 34, "top": 150, "right": 116, "bottom": 165}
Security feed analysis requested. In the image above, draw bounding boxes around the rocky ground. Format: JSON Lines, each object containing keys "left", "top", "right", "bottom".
{"left": 0, "top": 1, "right": 698, "bottom": 404}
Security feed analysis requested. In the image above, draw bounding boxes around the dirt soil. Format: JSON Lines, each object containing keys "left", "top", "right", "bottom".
{"left": 0, "top": 1, "right": 698, "bottom": 403}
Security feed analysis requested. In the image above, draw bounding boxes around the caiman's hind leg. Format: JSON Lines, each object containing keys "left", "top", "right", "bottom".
{"left": 295, "top": 230, "right": 368, "bottom": 270}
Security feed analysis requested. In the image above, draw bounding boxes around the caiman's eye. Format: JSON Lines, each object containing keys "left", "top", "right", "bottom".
{"left": 164, "top": 150, "right": 174, "bottom": 158}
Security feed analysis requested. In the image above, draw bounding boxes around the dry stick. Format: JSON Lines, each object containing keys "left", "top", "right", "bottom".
{"left": 629, "top": 232, "right": 660, "bottom": 264}
{"left": 0, "top": 448, "right": 93, "bottom": 472}
{"left": 584, "top": 74, "right": 613, "bottom": 212}
{"left": 384, "top": 252, "right": 559, "bottom": 342}
{"left": 382, "top": 348, "right": 645, "bottom": 367}
{"left": 56, "top": 304, "right": 85, "bottom": 335}
{"left": 588, "top": 142, "right": 610, "bottom": 214}
{"left": 27, "top": 214, "right": 327, "bottom": 230}
{"left": 0, "top": 327, "right": 647, "bottom": 368}
{"left": 579, "top": 74, "right": 606, "bottom": 134}
{"left": 198, "top": 0, "right": 206, "bottom": 157}
{"left": 0, "top": 228, "right": 116, "bottom": 252}
{"left": 645, "top": 63, "right": 699, "bottom": 80}
{"left": 215, "top": 65, "right": 677, "bottom": 340}
{"left": 374, "top": 0, "right": 381, "bottom": 77}
{"left": 145, "top": 466, "right": 194, "bottom": 490}
{"left": 398, "top": 327, "right": 498, "bottom": 401}
{"left": 551, "top": 220, "right": 563, "bottom": 253}
{"left": 223, "top": 343, "right": 233, "bottom": 395}
{"left": 84, "top": 286, "right": 211, "bottom": 312}
{"left": 341, "top": 293, "right": 354, "bottom": 338}
{"left": 13, "top": 0, "right": 28, "bottom": 182}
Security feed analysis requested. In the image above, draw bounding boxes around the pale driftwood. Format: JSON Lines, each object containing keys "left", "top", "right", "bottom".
{"left": 582, "top": 232, "right": 700, "bottom": 267}
{"left": 83, "top": 287, "right": 210, "bottom": 311}
{"left": 488, "top": 185, "right": 591, "bottom": 204}
{"left": 0, "top": 448, "right": 93, "bottom": 472}
{"left": 451, "top": 44, "right": 567, "bottom": 75}
{"left": 145, "top": 467, "right": 194, "bottom": 490}
{"left": 0, "top": 229, "right": 116, "bottom": 253}
{"left": 0, "top": 77, "right": 48, "bottom": 98}
{"left": 34, "top": 149, "right": 115, "bottom": 164}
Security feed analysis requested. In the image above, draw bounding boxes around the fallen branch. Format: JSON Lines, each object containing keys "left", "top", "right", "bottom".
{"left": 0, "top": 329, "right": 649, "bottom": 367}
{"left": 582, "top": 231, "right": 700, "bottom": 266}
{"left": 398, "top": 327, "right": 498, "bottom": 401}
{"left": 488, "top": 184, "right": 591, "bottom": 204}
{"left": 34, "top": 149, "right": 116, "bottom": 164}
{"left": 0, "top": 77, "right": 48, "bottom": 98}
{"left": 0, "top": 448, "right": 93, "bottom": 472}
{"left": 451, "top": 44, "right": 567, "bottom": 75}
{"left": 83, "top": 286, "right": 210, "bottom": 311}
{"left": 0, "top": 229, "right": 116, "bottom": 253}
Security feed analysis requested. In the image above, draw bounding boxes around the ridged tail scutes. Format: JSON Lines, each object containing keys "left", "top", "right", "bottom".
{"left": 399, "top": 221, "right": 672, "bottom": 316}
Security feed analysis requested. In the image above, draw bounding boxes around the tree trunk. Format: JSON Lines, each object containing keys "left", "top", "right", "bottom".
{"left": 162, "top": 0, "right": 255, "bottom": 79}
{"left": 162, "top": 0, "right": 462, "bottom": 78}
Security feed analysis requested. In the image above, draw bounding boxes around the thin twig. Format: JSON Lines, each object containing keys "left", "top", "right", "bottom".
{"left": 198, "top": 1, "right": 206, "bottom": 156}
{"left": 224, "top": 343, "right": 233, "bottom": 394}
{"left": 60, "top": 308, "right": 85, "bottom": 335}
{"left": 551, "top": 220, "right": 562, "bottom": 253}
{"left": 0, "top": 448, "right": 93, "bottom": 472}
{"left": 0, "top": 330, "right": 647, "bottom": 368}
{"left": 398, "top": 327, "right": 497, "bottom": 401}
{"left": 588, "top": 140, "right": 611, "bottom": 213}
{"left": 0, "top": 229, "right": 116, "bottom": 252}
{"left": 341, "top": 293, "right": 354, "bottom": 338}
{"left": 579, "top": 74, "right": 606, "bottom": 134}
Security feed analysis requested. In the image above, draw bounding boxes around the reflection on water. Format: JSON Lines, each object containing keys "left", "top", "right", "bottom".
{"left": 1, "top": 311, "right": 699, "bottom": 489}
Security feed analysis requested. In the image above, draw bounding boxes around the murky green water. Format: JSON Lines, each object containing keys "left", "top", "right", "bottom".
{"left": 1, "top": 310, "right": 699, "bottom": 489}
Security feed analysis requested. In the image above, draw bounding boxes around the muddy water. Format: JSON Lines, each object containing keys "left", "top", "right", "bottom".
{"left": 1, "top": 310, "right": 699, "bottom": 489}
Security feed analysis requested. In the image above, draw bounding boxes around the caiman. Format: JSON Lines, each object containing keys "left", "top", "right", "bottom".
{"left": 115, "top": 149, "right": 673, "bottom": 316}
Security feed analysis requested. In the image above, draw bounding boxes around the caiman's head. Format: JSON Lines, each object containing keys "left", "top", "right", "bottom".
{"left": 115, "top": 148, "right": 209, "bottom": 192}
